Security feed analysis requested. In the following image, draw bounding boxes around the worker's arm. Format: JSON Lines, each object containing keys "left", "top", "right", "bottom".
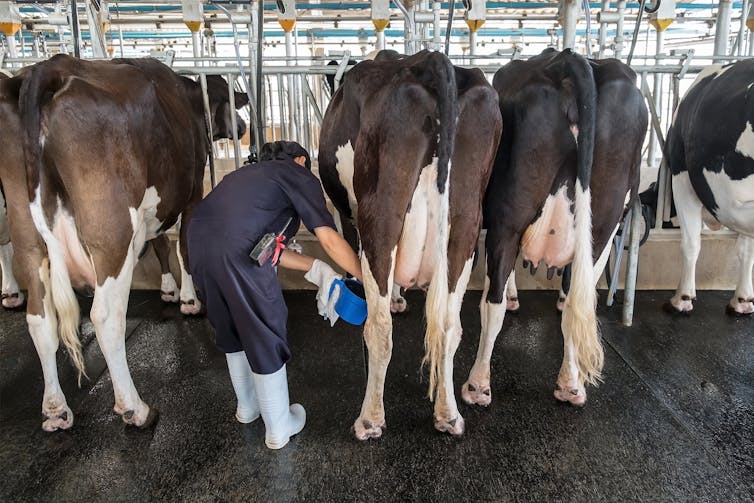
{"left": 313, "top": 226, "right": 363, "bottom": 281}
{"left": 278, "top": 249, "right": 314, "bottom": 272}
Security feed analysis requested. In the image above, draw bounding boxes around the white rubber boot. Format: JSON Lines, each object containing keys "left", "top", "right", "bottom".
{"left": 225, "top": 352, "right": 260, "bottom": 424}
{"left": 252, "top": 364, "right": 306, "bottom": 449}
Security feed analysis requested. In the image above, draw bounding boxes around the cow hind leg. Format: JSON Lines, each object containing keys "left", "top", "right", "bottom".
{"left": 90, "top": 247, "right": 156, "bottom": 427}
{"left": 151, "top": 235, "right": 178, "bottom": 303}
{"left": 29, "top": 258, "right": 74, "bottom": 431}
{"left": 176, "top": 233, "right": 201, "bottom": 315}
{"left": 668, "top": 172, "right": 703, "bottom": 313}
{"left": 553, "top": 228, "right": 616, "bottom": 406}
{"left": 0, "top": 208, "right": 24, "bottom": 308}
{"left": 506, "top": 270, "right": 519, "bottom": 313}
{"left": 0, "top": 241, "right": 24, "bottom": 308}
{"left": 727, "top": 234, "right": 754, "bottom": 316}
{"left": 433, "top": 257, "right": 473, "bottom": 435}
{"left": 353, "top": 254, "right": 393, "bottom": 441}
{"left": 462, "top": 275, "right": 507, "bottom": 407}
{"left": 390, "top": 283, "right": 407, "bottom": 313}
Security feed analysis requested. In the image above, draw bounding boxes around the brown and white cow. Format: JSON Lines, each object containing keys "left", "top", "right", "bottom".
{"left": 0, "top": 71, "right": 24, "bottom": 309}
{"left": 462, "top": 49, "right": 647, "bottom": 408}
{"left": 319, "top": 50, "right": 502, "bottom": 438}
{"left": 0, "top": 54, "right": 247, "bottom": 430}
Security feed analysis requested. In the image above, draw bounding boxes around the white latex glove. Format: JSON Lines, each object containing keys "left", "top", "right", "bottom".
{"left": 304, "top": 259, "right": 342, "bottom": 326}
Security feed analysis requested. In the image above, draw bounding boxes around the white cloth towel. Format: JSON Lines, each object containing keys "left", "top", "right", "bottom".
{"left": 304, "top": 259, "right": 342, "bottom": 326}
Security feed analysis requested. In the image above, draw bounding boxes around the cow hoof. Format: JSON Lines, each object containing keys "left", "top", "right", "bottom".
{"left": 42, "top": 405, "right": 74, "bottom": 432}
{"left": 725, "top": 303, "right": 754, "bottom": 317}
{"left": 662, "top": 301, "right": 692, "bottom": 316}
{"left": 1, "top": 291, "right": 25, "bottom": 309}
{"left": 461, "top": 381, "right": 492, "bottom": 406}
{"left": 556, "top": 296, "right": 566, "bottom": 313}
{"left": 121, "top": 404, "right": 155, "bottom": 427}
{"left": 506, "top": 297, "right": 520, "bottom": 313}
{"left": 390, "top": 297, "right": 408, "bottom": 314}
{"left": 160, "top": 290, "right": 179, "bottom": 303}
{"left": 180, "top": 300, "right": 202, "bottom": 315}
{"left": 353, "top": 418, "right": 386, "bottom": 441}
{"left": 434, "top": 415, "right": 465, "bottom": 436}
{"left": 553, "top": 386, "right": 587, "bottom": 407}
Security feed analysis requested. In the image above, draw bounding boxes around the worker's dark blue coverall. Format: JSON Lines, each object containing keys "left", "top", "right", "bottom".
{"left": 187, "top": 155, "right": 336, "bottom": 374}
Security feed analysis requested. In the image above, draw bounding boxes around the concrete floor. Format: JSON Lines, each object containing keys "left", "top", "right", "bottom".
{"left": 1, "top": 289, "right": 752, "bottom": 502}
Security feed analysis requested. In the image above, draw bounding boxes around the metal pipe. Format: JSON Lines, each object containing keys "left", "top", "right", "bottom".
{"left": 738, "top": 0, "right": 749, "bottom": 55}
{"left": 432, "top": 1, "right": 441, "bottom": 51}
{"left": 647, "top": 29, "right": 664, "bottom": 169}
{"left": 70, "top": 0, "right": 80, "bottom": 57}
{"left": 714, "top": 0, "right": 733, "bottom": 57}
{"left": 598, "top": 0, "right": 609, "bottom": 58}
{"left": 615, "top": 0, "right": 626, "bottom": 58}
{"left": 376, "top": 29, "right": 384, "bottom": 50}
{"left": 560, "top": 0, "right": 580, "bottom": 50}
{"left": 622, "top": 198, "right": 643, "bottom": 327}
{"left": 393, "top": 0, "right": 415, "bottom": 55}
{"left": 227, "top": 72, "right": 242, "bottom": 170}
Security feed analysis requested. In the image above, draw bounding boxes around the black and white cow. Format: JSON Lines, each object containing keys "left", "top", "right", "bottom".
{"left": 665, "top": 59, "right": 754, "bottom": 315}
{"left": 462, "top": 49, "right": 647, "bottom": 408}
{"left": 319, "top": 50, "right": 501, "bottom": 438}
{"left": 0, "top": 55, "right": 246, "bottom": 430}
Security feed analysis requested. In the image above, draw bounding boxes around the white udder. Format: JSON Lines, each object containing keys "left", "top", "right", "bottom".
{"left": 394, "top": 160, "right": 442, "bottom": 289}
{"left": 520, "top": 185, "right": 576, "bottom": 269}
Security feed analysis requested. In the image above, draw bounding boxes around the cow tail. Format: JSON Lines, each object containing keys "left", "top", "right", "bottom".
{"left": 560, "top": 50, "right": 603, "bottom": 386}
{"left": 20, "top": 60, "right": 86, "bottom": 384}
{"left": 421, "top": 53, "right": 457, "bottom": 401}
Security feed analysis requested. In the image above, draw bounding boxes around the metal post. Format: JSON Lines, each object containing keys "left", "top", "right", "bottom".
{"left": 560, "top": 0, "right": 580, "bottom": 50}
{"left": 714, "top": 0, "right": 733, "bottom": 58}
{"left": 598, "top": 0, "right": 609, "bottom": 58}
{"left": 71, "top": 0, "right": 81, "bottom": 57}
{"left": 647, "top": 30, "right": 664, "bottom": 169}
{"left": 622, "top": 198, "right": 643, "bottom": 327}
{"left": 227, "top": 73, "right": 242, "bottom": 170}
{"left": 739, "top": 0, "right": 750, "bottom": 56}
{"left": 285, "top": 30, "right": 296, "bottom": 140}
{"left": 5, "top": 33, "right": 15, "bottom": 59}
{"left": 615, "top": 0, "right": 626, "bottom": 58}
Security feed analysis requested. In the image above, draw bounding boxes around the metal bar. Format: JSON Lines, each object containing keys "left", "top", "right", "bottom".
{"left": 227, "top": 73, "right": 242, "bottom": 170}
{"left": 622, "top": 198, "right": 643, "bottom": 327}
{"left": 606, "top": 211, "right": 631, "bottom": 307}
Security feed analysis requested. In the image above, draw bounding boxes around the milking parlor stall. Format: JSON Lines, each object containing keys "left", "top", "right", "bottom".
{"left": 1, "top": 0, "right": 754, "bottom": 501}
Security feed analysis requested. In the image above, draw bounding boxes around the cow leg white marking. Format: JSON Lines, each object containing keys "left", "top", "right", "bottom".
{"left": 390, "top": 283, "right": 407, "bottom": 313}
{"left": 552, "top": 225, "right": 616, "bottom": 405}
{"left": 176, "top": 234, "right": 201, "bottom": 315}
{"left": 0, "top": 242, "right": 24, "bottom": 308}
{"left": 728, "top": 234, "right": 754, "bottom": 315}
{"left": 670, "top": 172, "right": 703, "bottom": 313}
{"left": 335, "top": 141, "right": 358, "bottom": 220}
{"left": 29, "top": 260, "right": 73, "bottom": 431}
{"left": 556, "top": 288, "right": 567, "bottom": 313}
{"left": 462, "top": 274, "right": 507, "bottom": 406}
{"left": 506, "top": 270, "right": 519, "bottom": 312}
{"left": 555, "top": 182, "right": 601, "bottom": 406}
{"left": 90, "top": 245, "right": 152, "bottom": 426}
{"left": 353, "top": 252, "right": 394, "bottom": 441}
{"left": 433, "top": 257, "right": 472, "bottom": 436}
{"left": 160, "top": 273, "right": 179, "bottom": 303}
{"left": 0, "top": 197, "right": 23, "bottom": 308}
{"left": 553, "top": 333, "right": 586, "bottom": 406}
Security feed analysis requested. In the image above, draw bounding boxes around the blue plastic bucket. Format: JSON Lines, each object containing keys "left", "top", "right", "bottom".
{"left": 329, "top": 278, "right": 368, "bottom": 325}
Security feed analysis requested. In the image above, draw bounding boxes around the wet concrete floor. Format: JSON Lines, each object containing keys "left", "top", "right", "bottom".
{"left": 1, "top": 289, "right": 752, "bottom": 502}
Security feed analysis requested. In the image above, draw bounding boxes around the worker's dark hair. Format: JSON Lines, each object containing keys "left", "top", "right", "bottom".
{"left": 258, "top": 140, "right": 311, "bottom": 171}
